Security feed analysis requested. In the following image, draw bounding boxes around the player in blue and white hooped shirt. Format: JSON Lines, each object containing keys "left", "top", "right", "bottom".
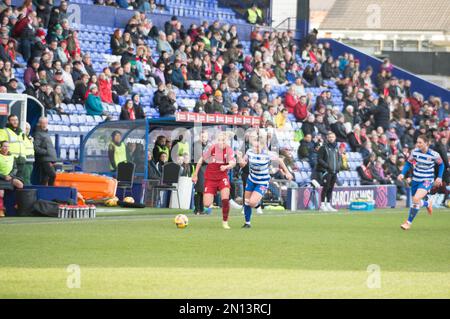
{"left": 236, "top": 130, "right": 293, "bottom": 228}
{"left": 397, "top": 135, "right": 444, "bottom": 230}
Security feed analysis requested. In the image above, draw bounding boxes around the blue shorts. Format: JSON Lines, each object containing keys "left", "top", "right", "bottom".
{"left": 411, "top": 180, "right": 433, "bottom": 196}
{"left": 245, "top": 178, "right": 269, "bottom": 196}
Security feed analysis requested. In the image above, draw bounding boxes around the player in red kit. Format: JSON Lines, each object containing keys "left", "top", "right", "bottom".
{"left": 192, "top": 132, "right": 236, "bottom": 229}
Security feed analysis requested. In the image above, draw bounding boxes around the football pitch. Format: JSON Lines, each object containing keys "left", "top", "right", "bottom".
{"left": 0, "top": 207, "right": 449, "bottom": 299}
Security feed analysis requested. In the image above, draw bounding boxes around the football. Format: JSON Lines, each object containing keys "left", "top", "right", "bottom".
{"left": 123, "top": 197, "right": 135, "bottom": 204}
{"left": 174, "top": 214, "right": 189, "bottom": 229}
{"left": 104, "top": 197, "right": 119, "bottom": 207}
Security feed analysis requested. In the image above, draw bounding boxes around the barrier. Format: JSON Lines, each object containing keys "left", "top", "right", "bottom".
{"left": 4, "top": 186, "right": 78, "bottom": 216}
{"left": 287, "top": 185, "right": 397, "bottom": 210}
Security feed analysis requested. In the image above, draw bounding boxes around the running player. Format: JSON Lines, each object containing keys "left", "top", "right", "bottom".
{"left": 236, "top": 130, "right": 293, "bottom": 228}
{"left": 192, "top": 132, "right": 236, "bottom": 229}
{"left": 398, "top": 135, "right": 444, "bottom": 230}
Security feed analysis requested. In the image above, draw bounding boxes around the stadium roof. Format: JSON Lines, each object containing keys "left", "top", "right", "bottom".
{"left": 320, "top": 0, "right": 450, "bottom": 32}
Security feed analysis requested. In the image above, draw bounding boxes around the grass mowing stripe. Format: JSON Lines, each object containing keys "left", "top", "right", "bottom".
{"left": 1, "top": 208, "right": 449, "bottom": 298}
{"left": 1, "top": 267, "right": 449, "bottom": 298}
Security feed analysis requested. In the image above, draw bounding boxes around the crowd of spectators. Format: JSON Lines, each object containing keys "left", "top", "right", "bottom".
{"left": 1, "top": 0, "right": 449, "bottom": 202}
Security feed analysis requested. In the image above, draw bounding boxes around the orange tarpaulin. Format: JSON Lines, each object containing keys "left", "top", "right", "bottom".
{"left": 55, "top": 173, "right": 118, "bottom": 200}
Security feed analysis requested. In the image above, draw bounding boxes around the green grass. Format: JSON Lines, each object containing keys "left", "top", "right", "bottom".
{"left": 0, "top": 207, "right": 449, "bottom": 298}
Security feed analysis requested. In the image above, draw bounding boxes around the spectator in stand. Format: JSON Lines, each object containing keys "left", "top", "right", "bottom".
{"left": 82, "top": 53, "right": 96, "bottom": 77}
{"left": 170, "top": 58, "right": 187, "bottom": 89}
{"left": 36, "top": 0, "right": 52, "bottom": 28}
{"left": 247, "top": 62, "right": 263, "bottom": 93}
{"left": 157, "top": 31, "right": 173, "bottom": 56}
{"left": 273, "top": 60, "right": 288, "bottom": 86}
{"left": 357, "top": 158, "right": 377, "bottom": 185}
{"left": 120, "top": 98, "right": 145, "bottom": 120}
{"left": 330, "top": 114, "right": 347, "bottom": 143}
{"left": 72, "top": 72, "right": 89, "bottom": 104}
{"left": 297, "top": 133, "right": 313, "bottom": 160}
{"left": 206, "top": 90, "right": 225, "bottom": 114}
{"left": 347, "top": 124, "right": 365, "bottom": 152}
{"left": 98, "top": 68, "right": 114, "bottom": 104}
{"left": 158, "top": 90, "right": 177, "bottom": 117}
{"left": 23, "top": 56, "right": 39, "bottom": 87}
{"left": 85, "top": 84, "right": 106, "bottom": 116}
{"left": 385, "top": 153, "right": 407, "bottom": 199}
{"left": 110, "top": 29, "right": 126, "bottom": 56}
{"left": 36, "top": 79, "right": 56, "bottom": 113}
{"left": 370, "top": 95, "right": 391, "bottom": 132}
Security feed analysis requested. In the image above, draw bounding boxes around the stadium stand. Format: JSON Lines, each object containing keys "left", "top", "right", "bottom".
{"left": 1, "top": 0, "right": 449, "bottom": 205}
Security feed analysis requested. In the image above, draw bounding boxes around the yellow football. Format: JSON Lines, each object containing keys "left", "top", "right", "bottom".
{"left": 174, "top": 214, "right": 189, "bottom": 229}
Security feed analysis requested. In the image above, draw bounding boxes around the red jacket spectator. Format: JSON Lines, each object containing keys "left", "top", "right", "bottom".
{"left": 408, "top": 96, "right": 422, "bottom": 116}
{"left": 284, "top": 91, "right": 298, "bottom": 114}
{"left": 98, "top": 76, "right": 113, "bottom": 104}
{"left": 294, "top": 101, "right": 308, "bottom": 122}
{"left": 12, "top": 16, "right": 29, "bottom": 38}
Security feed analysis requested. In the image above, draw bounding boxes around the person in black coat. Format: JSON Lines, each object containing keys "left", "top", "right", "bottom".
{"left": 315, "top": 132, "right": 341, "bottom": 211}
{"left": 158, "top": 91, "right": 177, "bottom": 117}
{"left": 321, "top": 56, "right": 335, "bottom": 80}
{"left": 36, "top": 0, "right": 52, "bottom": 28}
{"left": 187, "top": 58, "right": 202, "bottom": 81}
{"left": 71, "top": 74, "right": 89, "bottom": 104}
{"left": 153, "top": 82, "right": 166, "bottom": 108}
{"left": 301, "top": 115, "right": 317, "bottom": 137}
{"left": 330, "top": 115, "right": 347, "bottom": 143}
{"left": 370, "top": 96, "right": 391, "bottom": 131}
{"left": 297, "top": 134, "right": 314, "bottom": 160}
{"left": 33, "top": 117, "right": 57, "bottom": 186}
{"left": 82, "top": 54, "right": 96, "bottom": 77}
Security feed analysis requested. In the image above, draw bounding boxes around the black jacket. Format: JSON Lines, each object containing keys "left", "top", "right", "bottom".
{"left": 247, "top": 72, "right": 263, "bottom": 93}
{"left": 148, "top": 160, "right": 161, "bottom": 180}
{"left": 34, "top": 127, "right": 57, "bottom": 163}
{"left": 301, "top": 122, "right": 316, "bottom": 137}
{"left": 347, "top": 133, "right": 363, "bottom": 152}
{"left": 371, "top": 98, "right": 391, "bottom": 131}
{"left": 71, "top": 81, "right": 87, "bottom": 104}
{"left": 321, "top": 62, "right": 334, "bottom": 79}
{"left": 330, "top": 122, "right": 347, "bottom": 142}
{"left": 316, "top": 142, "right": 341, "bottom": 174}
{"left": 158, "top": 95, "right": 177, "bottom": 117}
{"left": 298, "top": 140, "right": 313, "bottom": 160}
{"left": 153, "top": 89, "right": 166, "bottom": 108}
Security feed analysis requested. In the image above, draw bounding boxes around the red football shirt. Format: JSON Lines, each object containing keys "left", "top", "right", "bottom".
{"left": 203, "top": 144, "right": 234, "bottom": 181}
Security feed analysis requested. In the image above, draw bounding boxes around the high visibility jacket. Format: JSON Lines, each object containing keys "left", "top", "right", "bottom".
{"left": 0, "top": 128, "right": 25, "bottom": 158}
{"left": 247, "top": 7, "right": 263, "bottom": 24}
{"left": 109, "top": 142, "right": 127, "bottom": 170}
{"left": 0, "top": 153, "right": 14, "bottom": 176}
{"left": 177, "top": 141, "right": 190, "bottom": 157}
{"left": 23, "top": 135, "right": 35, "bottom": 162}
{"left": 156, "top": 144, "right": 169, "bottom": 158}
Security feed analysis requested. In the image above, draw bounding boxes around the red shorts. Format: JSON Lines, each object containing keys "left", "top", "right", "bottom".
{"left": 204, "top": 177, "right": 230, "bottom": 194}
